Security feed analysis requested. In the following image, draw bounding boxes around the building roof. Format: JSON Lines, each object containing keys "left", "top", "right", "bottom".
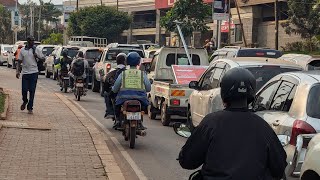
{"left": 0, "top": 0, "right": 18, "bottom": 7}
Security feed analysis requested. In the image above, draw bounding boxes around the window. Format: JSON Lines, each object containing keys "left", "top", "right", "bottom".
{"left": 42, "top": 47, "right": 54, "bottom": 56}
{"left": 66, "top": 48, "right": 79, "bottom": 58}
{"left": 307, "top": 85, "right": 320, "bottom": 119}
{"left": 200, "top": 67, "right": 215, "bottom": 90}
{"left": 235, "top": 24, "right": 242, "bottom": 42}
{"left": 150, "top": 54, "right": 158, "bottom": 72}
{"left": 166, "top": 54, "right": 200, "bottom": 66}
{"left": 85, "top": 50, "right": 101, "bottom": 59}
{"left": 210, "top": 67, "right": 224, "bottom": 88}
{"left": 254, "top": 81, "right": 281, "bottom": 111}
{"left": 270, "top": 81, "right": 296, "bottom": 111}
{"left": 199, "top": 63, "right": 225, "bottom": 90}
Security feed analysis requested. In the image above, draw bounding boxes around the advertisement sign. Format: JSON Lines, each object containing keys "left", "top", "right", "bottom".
{"left": 221, "top": 20, "right": 235, "bottom": 33}
{"left": 213, "top": 0, "right": 229, "bottom": 20}
{"left": 155, "top": 0, "right": 213, "bottom": 9}
{"left": 11, "top": 10, "right": 21, "bottom": 30}
{"left": 172, "top": 65, "right": 208, "bottom": 85}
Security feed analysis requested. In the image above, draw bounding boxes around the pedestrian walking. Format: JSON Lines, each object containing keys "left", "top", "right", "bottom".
{"left": 15, "top": 36, "right": 44, "bottom": 114}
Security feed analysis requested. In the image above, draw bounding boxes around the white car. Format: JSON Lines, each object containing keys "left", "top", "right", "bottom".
{"left": 253, "top": 71, "right": 320, "bottom": 177}
{"left": 300, "top": 134, "right": 320, "bottom": 179}
{"left": 189, "top": 57, "right": 302, "bottom": 127}
{"left": 0, "top": 44, "right": 12, "bottom": 66}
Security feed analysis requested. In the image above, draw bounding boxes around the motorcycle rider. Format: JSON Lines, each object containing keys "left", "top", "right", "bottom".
{"left": 112, "top": 52, "right": 151, "bottom": 129}
{"left": 69, "top": 51, "right": 89, "bottom": 91}
{"left": 54, "top": 49, "right": 72, "bottom": 91}
{"left": 104, "top": 53, "right": 127, "bottom": 120}
{"left": 178, "top": 67, "right": 287, "bottom": 180}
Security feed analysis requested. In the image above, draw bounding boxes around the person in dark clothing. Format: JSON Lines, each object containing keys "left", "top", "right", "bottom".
{"left": 104, "top": 53, "right": 127, "bottom": 120}
{"left": 178, "top": 67, "right": 287, "bottom": 180}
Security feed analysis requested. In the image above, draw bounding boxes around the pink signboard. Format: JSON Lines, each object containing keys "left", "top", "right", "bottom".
{"left": 172, "top": 65, "right": 208, "bottom": 85}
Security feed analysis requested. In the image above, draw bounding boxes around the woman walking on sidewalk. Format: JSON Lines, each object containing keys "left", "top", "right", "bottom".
{"left": 15, "top": 36, "right": 44, "bottom": 114}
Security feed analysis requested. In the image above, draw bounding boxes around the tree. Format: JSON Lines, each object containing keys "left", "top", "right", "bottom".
{"left": 41, "top": 33, "right": 63, "bottom": 45}
{"left": 0, "top": 5, "right": 13, "bottom": 44}
{"left": 68, "top": 6, "right": 132, "bottom": 42}
{"left": 282, "top": 0, "right": 320, "bottom": 40}
{"left": 160, "top": 0, "right": 211, "bottom": 38}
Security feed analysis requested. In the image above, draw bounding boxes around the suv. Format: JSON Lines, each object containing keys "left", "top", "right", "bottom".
{"left": 44, "top": 46, "right": 79, "bottom": 79}
{"left": 188, "top": 57, "right": 302, "bottom": 127}
{"left": 36, "top": 45, "right": 56, "bottom": 72}
{"left": 92, "top": 47, "right": 145, "bottom": 96}
{"left": 0, "top": 44, "right": 12, "bottom": 66}
{"left": 209, "top": 46, "right": 283, "bottom": 62}
{"left": 77, "top": 47, "right": 102, "bottom": 88}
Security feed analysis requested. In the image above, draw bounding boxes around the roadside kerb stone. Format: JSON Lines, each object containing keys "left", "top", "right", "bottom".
{"left": 0, "top": 88, "right": 9, "bottom": 120}
{"left": 55, "top": 93, "right": 125, "bottom": 180}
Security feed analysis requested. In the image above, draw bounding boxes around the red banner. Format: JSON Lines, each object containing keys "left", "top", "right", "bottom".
{"left": 172, "top": 65, "right": 208, "bottom": 85}
{"left": 155, "top": 0, "right": 213, "bottom": 9}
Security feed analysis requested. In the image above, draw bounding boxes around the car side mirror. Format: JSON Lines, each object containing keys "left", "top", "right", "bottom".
{"left": 173, "top": 122, "right": 191, "bottom": 138}
{"left": 189, "top": 81, "right": 199, "bottom": 90}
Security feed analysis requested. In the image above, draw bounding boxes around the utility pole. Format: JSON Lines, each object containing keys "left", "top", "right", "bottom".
{"left": 30, "top": 4, "right": 33, "bottom": 36}
{"left": 228, "top": 0, "right": 231, "bottom": 45}
{"left": 100, "top": 0, "right": 102, "bottom": 6}
{"left": 116, "top": 0, "right": 119, "bottom": 11}
{"left": 38, "top": 5, "right": 41, "bottom": 41}
{"left": 76, "top": 0, "right": 79, "bottom": 11}
{"left": 275, "top": 0, "right": 279, "bottom": 50}
{"left": 234, "top": 0, "right": 247, "bottom": 47}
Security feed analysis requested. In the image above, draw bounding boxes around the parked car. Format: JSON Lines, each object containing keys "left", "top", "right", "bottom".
{"left": 252, "top": 71, "right": 320, "bottom": 177}
{"left": 92, "top": 47, "right": 145, "bottom": 96}
{"left": 209, "top": 46, "right": 283, "bottom": 62}
{"left": 7, "top": 41, "right": 41, "bottom": 69}
{"left": 44, "top": 46, "right": 79, "bottom": 79}
{"left": 0, "top": 44, "right": 13, "bottom": 66}
{"left": 77, "top": 47, "right": 103, "bottom": 88}
{"left": 107, "top": 43, "right": 141, "bottom": 49}
{"left": 36, "top": 45, "right": 56, "bottom": 72}
{"left": 279, "top": 54, "right": 320, "bottom": 70}
{"left": 139, "top": 43, "right": 160, "bottom": 51}
{"left": 189, "top": 57, "right": 302, "bottom": 127}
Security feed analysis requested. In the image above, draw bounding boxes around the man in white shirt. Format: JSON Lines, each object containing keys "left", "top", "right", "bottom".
{"left": 16, "top": 36, "right": 44, "bottom": 114}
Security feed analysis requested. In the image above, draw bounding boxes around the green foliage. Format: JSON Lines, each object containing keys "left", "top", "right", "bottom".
{"left": 281, "top": 37, "right": 320, "bottom": 52}
{"left": 0, "top": 5, "right": 13, "bottom": 44}
{"left": 0, "top": 92, "right": 4, "bottom": 114}
{"left": 41, "top": 33, "right": 63, "bottom": 45}
{"left": 282, "top": 0, "right": 320, "bottom": 39}
{"left": 160, "top": 0, "right": 211, "bottom": 38}
{"left": 68, "top": 6, "right": 132, "bottom": 42}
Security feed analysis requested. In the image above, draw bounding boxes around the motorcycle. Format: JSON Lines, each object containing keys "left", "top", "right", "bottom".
{"left": 59, "top": 70, "right": 70, "bottom": 93}
{"left": 117, "top": 100, "right": 147, "bottom": 149}
{"left": 74, "top": 77, "right": 86, "bottom": 101}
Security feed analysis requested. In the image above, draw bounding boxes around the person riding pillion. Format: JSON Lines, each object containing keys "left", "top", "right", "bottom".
{"left": 178, "top": 67, "right": 287, "bottom": 180}
{"left": 54, "top": 49, "right": 73, "bottom": 89}
{"left": 104, "top": 53, "right": 127, "bottom": 119}
{"left": 69, "top": 51, "right": 89, "bottom": 90}
{"left": 112, "top": 52, "right": 151, "bottom": 128}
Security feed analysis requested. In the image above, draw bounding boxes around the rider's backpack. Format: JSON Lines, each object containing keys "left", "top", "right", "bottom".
{"left": 72, "top": 59, "right": 85, "bottom": 76}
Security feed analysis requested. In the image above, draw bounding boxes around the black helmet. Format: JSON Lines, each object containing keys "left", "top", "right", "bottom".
{"left": 62, "top": 49, "right": 68, "bottom": 57}
{"left": 27, "top": 36, "right": 35, "bottom": 41}
{"left": 220, "top": 67, "right": 256, "bottom": 104}
{"left": 116, "top": 53, "right": 127, "bottom": 65}
{"left": 77, "top": 51, "right": 84, "bottom": 58}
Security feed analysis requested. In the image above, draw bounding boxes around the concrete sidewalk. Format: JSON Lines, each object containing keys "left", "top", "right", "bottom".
{"left": 0, "top": 87, "right": 123, "bottom": 179}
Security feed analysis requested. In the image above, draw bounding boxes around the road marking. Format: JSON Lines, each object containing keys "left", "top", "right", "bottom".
{"left": 72, "top": 100, "right": 148, "bottom": 180}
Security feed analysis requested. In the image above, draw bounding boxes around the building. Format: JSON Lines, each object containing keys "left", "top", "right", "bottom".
{"left": 63, "top": 0, "right": 301, "bottom": 49}
{"left": 0, "top": 0, "right": 18, "bottom": 11}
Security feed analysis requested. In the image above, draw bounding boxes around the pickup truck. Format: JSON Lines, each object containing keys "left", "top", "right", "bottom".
{"left": 147, "top": 47, "right": 209, "bottom": 126}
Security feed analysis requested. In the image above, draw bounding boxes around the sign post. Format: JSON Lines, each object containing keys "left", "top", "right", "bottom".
{"left": 11, "top": 10, "right": 21, "bottom": 43}
{"left": 212, "top": 0, "right": 229, "bottom": 49}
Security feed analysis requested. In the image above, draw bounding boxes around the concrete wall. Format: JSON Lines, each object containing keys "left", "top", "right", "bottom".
{"left": 257, "top": 21, "right": 301, "bottom": 49}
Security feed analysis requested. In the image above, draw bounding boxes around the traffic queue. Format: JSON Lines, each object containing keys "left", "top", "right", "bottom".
{"left": 1, "top": 40, "right": 320, "bottom": 179}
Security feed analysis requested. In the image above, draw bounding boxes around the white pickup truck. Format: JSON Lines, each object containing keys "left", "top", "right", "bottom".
{"left": 147, "top": 47, "right": 209, "bottom": 126}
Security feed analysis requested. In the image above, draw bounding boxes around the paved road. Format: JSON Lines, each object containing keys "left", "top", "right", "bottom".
{"left": 0, "top": 66, "right": 193, "bottom": 180}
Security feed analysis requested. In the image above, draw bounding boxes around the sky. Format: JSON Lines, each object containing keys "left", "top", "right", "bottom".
{"left": 18, "top": 0, "right": 64, "bottom": 5}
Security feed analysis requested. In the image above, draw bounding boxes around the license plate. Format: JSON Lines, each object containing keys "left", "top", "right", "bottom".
{"left": 76, "top": 83, "right": 84, "bottom": 87}
{"left": 126, "top": 112, "right": 141, "bottom": 120}
{"left": 63, "top": 77, "right": 69, "bottom": 80}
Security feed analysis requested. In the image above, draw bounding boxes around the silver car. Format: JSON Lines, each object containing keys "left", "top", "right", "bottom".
{"left": 279, "top": 54, "right": 320, "bottom": 71}
{"left": 189, "top": 57, "right": 302, "bottom": 127}
{"left": 0, "top": 44, "right": 12, "bottom": 65}
{"left": 253, "top": 71, "right": 320, "bottom": 177}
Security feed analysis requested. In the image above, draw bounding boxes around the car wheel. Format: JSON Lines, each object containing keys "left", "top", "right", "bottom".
{"left": 160, "top": 101, "right": 170, "bottom": 126}
{"left": 148, "top": 97, "right": 157, "bottom": 120}
{"left": 92, "top": 73, "right": 100, "bottom": 92}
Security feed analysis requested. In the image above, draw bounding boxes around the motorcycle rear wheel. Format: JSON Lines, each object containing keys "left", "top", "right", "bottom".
{"left": 64, "top": 81, "right": 68, "bottom": 93}
{"left": 129, "top": 126, "right": 136, "bottom": 149}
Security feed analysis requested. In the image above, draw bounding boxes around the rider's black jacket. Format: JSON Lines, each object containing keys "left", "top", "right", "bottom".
{"left": 179, "top": 107, "right": 287, "bottom": 180}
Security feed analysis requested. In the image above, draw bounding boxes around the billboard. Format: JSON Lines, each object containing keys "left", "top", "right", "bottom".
{"left": 213, "top": 0, "right": 229, "bottom": 20}
{"left": 155, "top": 0, "right": 213, "bottom": 9}
{"left": 11, "top": 10, "right": 21, "bottom": 31}
{"left": 172, "top": 65, "right": 208, "bottom": 85}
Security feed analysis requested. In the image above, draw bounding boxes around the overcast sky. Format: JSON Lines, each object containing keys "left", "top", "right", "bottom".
{"left": 18, "top": 0, "right": 64, "bottom": 5}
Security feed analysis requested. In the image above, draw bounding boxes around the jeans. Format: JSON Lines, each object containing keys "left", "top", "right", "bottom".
{"left": 104, "top": 91, "right": 115, "bottom": 115}
{"left": 22, "top": 73, "right": 38, "bottom": 110}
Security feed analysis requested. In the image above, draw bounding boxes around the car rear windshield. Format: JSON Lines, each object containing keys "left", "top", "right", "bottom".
{"left": 42, "top": 47, "right": 54, "bottom": 56}
{"left": 307, "top": 85, "right": 320, "bottom": 119}
{"left": 237, "top": 49, "right": 282, "bottom": 58}
{"left": 105, "top": 49, "right": 144, "bottom": 62}
{"left": 246, "top": 66, "right": 300, "bottom": 90}
{"left": 85, "top": 50, "right": 101, "bottom": 59}
{"left": 3, "top": 46, "right": 11, "bottom": 51}
{"left": 166, "top": 54, "right": 200, "bottom": 66}
{"left": 66, "top": 48, "right": 79, "bottom": 58}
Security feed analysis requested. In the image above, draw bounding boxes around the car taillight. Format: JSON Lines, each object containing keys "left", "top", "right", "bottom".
{"left": 170, "top": 99, "right": 180, "bottom": 106}
{"left": 106, "top": 63, "right": 111, "bottom": 70}
{"left": 289, "top": 120, "right": 316, "bottom": 148}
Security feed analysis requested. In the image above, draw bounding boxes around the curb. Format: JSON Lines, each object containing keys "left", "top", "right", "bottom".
{"left": 0, "top": 88, "right": 9, "bottom": 120}
{"left": 55, "top": 93, "right": 125, "bottom": 180}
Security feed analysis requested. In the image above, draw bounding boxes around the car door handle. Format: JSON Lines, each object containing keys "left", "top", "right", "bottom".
{"left": 272, "top": 120, "right": 280, "bottom": 126}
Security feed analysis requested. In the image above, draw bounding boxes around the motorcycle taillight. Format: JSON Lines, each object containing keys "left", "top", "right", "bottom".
{"left": 126, "top": 105, "right": 141, "bottom": 112}
{"left": 77, "top": 79, "right": 83, "bottom": 83}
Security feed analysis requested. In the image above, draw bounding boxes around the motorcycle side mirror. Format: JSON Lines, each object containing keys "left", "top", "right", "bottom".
{"left": 173, "top": 122, "right": 191, "bottom": 138}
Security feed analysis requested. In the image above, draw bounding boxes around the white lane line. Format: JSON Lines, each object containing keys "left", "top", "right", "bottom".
{"left": 72, "top": 101, "right": 148, "bottom": 180}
